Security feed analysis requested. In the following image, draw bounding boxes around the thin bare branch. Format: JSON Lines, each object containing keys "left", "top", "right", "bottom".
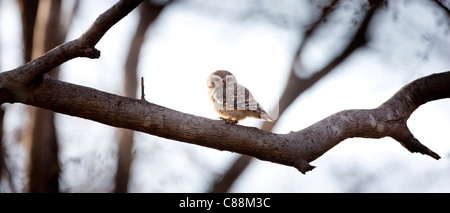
{"left": 79, "top": 0, "right": 144, "bottom": 47}
{"left": 433, "top": 0, "right": 450, "bottom": 17}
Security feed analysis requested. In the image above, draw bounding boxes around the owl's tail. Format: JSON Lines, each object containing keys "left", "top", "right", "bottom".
{"left": 260, "top": 113, "right": 274, "bottom": 122}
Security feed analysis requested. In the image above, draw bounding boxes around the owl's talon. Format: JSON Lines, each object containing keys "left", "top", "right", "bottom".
{"left": 226, "top": 120, "right": 238, "bottom": 124}
{"left": 220, "top": 117, "right": 238, "bottom": 124}
{"left": 227, "top": 120, "right": 238, "bottom": 124}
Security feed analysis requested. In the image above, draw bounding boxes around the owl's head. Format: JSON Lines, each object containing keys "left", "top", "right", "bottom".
{"left": 207, "top": 70, "right": 237, "bottom": 89}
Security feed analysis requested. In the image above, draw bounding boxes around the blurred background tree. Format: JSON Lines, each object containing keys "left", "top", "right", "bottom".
{"left": 0, "top": 0, "right": 449, "bottom": 192}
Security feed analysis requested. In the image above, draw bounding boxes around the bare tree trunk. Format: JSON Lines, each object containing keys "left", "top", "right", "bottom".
{"left": 0, "top": 106, "right": 14, "bottom": 192}
{"left": 0, "top": 12, "right": 3, "bottom": 187}
{"left": 25, "top": 0, "right": 62, "bottom": 193}
{"left": 27, "top": 109, "right": 60, "bottom": 192}
{"left": 0, "top": 17, "right": 8, "bottom": 192}
{"left": 17, "top": 0, "right": 40, "bottom": 63}
{"left": 114, "top": 0, "right": 167, "bottom": 193}
{"left": 14, "top": 1, "right": 39, "bottom": 190}
{"left": 0, "top": 106, "right": 6, "bottom": 191}
{"left": 24, "top": 0, "right": 77, "bottom": 193}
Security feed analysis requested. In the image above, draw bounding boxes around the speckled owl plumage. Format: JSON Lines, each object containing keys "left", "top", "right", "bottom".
{"left": 206, "top": 70, "right": 274, "bottom": 124}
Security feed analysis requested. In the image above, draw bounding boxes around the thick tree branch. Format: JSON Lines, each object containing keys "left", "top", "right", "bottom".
{"left": 0, "top": 0, "right": 144, "bottom": 103}
{"left": 10, "top": 71, "right": 449, "bottom": 174}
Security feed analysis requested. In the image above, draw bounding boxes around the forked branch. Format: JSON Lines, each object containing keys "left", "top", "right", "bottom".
{"left": 0, "top": 0, "right": 144, "bottom": 103}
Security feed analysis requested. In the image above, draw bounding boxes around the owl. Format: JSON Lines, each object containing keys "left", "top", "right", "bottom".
{"left": 206, "top": 70, "right": 274, "bottom": 124}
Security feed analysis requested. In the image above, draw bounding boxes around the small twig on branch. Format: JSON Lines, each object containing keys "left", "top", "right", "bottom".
{"left": 141, "top": 77, "right": 145, "bottom": 101}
